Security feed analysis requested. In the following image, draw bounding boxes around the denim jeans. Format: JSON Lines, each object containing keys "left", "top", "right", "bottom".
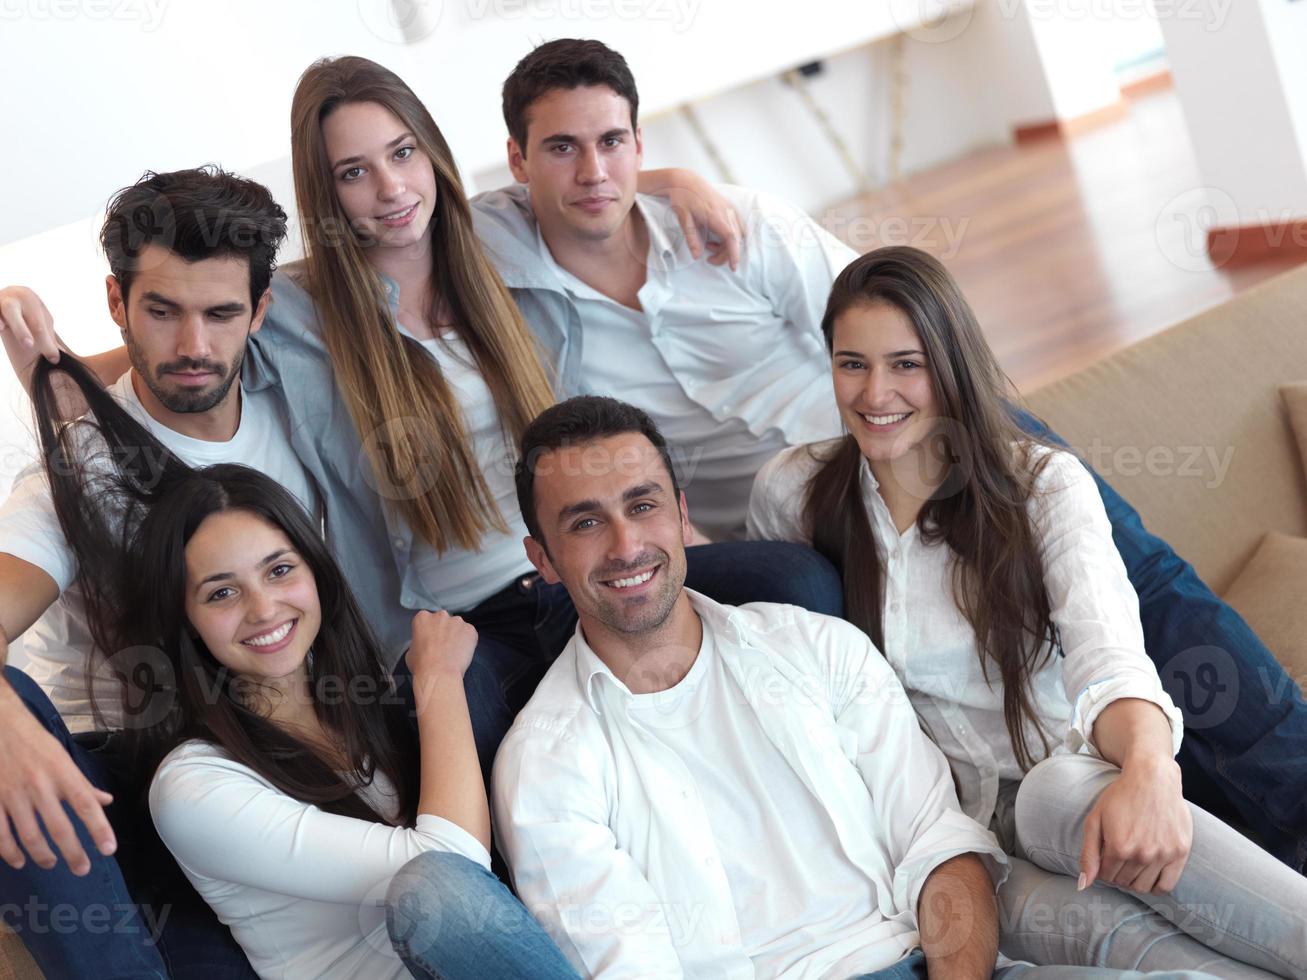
{"left": 1013, "top": 409, "right": 1307, "bottom": 872}
{"left": 1006, "top": 753, "right": 1306, "bottom": 978}
{"left": 0, "top": 666, "right": 256, "bottom": 979}
{"left": 446, "top": 540, "right": 844, "bottom": 782}
{"left": 385, "top": 850, "right": 579, "bottom": 979}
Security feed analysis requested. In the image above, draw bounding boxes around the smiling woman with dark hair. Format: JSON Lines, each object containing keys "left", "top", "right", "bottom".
{"left": 749, "top": 246, "right": 1307, "bottom": 976}
{"left": 125, "top": 464, "right": 578, "bottom": 980}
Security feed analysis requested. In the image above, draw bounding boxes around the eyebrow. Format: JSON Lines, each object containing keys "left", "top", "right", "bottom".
{"left": 540, "top": 127, "right": 630, "bottom": 148}
{"left": 555, "top": 481, "right": 666, "bottom": 527}
{"left": 331, "top": 132, "right": 414, "bottom": 170}
{"left": 194, "top": 548, "right": 295, "bottom": 592}
{"left": 833, "top": 348, "right": 926, "bottom": 359}
{"left": 140, "top": 291, "right": 247, "bottom": 316}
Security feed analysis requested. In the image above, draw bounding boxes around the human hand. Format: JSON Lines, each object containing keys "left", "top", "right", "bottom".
{"left": 0, "top": 286, "right": 62, "bottom": 386}
{"left": 643, "top": 168, "right": 742, "bottom": 270}
{"left": 407, "top": 610, "right": 478, "bottom": 681}
{"left": 1079, "top": 756, "right": 1192, "bottom": 895}
{"left": 0, "top": 680, "right": 115, "bottom": 876}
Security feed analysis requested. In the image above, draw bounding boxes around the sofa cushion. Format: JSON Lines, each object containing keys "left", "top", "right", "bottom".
{"left": 1222, "top": 532, "right": 1307, "bottom": 683}
{"left": 1281, "top": 382, "right": 1307, "bottom": 484}
{"left": 1025, "top": 264, "right": 1307, "bottom": 593}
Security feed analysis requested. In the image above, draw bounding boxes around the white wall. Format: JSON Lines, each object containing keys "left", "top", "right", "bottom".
{"left": 1156, "top": 0, "right": 1307, "bottom": 228}
{"left": 0, "top": 0, "right": 1183, "bottom": 484}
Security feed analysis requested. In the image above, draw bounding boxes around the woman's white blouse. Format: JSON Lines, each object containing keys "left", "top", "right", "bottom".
{"left": 746, "top": 441, "right": 1183, "bottom": 826}
{"left": 149, "top": 740, "right": 491, "bottom": 980}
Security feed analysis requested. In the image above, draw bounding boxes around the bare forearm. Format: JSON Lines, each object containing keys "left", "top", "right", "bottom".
{"left": 1091, "top": 698, "right": 1174, "bottom": 771}
{"left": 917, "top": 852, "right": 998, "bottom": 980}
{"left": 414, "top": 672, "right": 491, "bottom": 851}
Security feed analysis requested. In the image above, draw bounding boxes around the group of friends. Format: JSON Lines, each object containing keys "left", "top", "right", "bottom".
{"left": 0, "top": 37, "right": 1305, "bottom": 980}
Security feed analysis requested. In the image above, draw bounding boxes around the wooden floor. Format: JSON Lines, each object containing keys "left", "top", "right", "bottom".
{"left": 823, "top": 85, "right": 1307, "bottom": 394}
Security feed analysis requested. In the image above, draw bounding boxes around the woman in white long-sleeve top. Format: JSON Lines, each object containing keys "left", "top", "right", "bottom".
{"left": 124, "top": 464, "right": 578, "bottom": 980}
{"left": 747, "top": 246, "right": 1307, "bottom": 979}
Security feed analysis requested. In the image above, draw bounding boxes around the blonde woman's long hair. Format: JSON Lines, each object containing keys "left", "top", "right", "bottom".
{"left": 290, "top": 55, "right": 554, "bottom": 553}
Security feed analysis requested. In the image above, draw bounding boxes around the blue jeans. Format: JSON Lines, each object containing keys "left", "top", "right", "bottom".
{"left": 386, "top": 850, "right": 579, "bottom": 979}
{"left": 446, "top": 541, "right": 843, "bottom": 782}
{"left": 0, "top": 666, "right": 255, "bottom": 979}
{"left": 1013, "top": 410, "right": 1307, "bottom": 872}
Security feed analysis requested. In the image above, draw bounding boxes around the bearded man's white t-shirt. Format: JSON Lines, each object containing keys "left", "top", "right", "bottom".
{"left": 0, "top": 370, "right": 316, "bottom": 731}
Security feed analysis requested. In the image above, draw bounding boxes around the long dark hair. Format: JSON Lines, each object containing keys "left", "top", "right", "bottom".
{"left": 804, "top": 246, "right": 1056, "bottom": 770}
{"left": 31, "top": 356, "right": 418, "bottom": 823}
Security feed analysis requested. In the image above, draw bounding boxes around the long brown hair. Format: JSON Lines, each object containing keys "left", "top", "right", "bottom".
{"left": 804, "top": 246, "right": 1057, "bottom": 770}
{"left": 290, "top": 56, "right": 555, "bottom": 552}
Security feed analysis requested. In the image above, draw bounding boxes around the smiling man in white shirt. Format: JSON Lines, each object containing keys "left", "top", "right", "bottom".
{"left": 493, "top": 395, "right": 1008, "bottom": 979}
{"left": 472, "top": 38, "right": 854, "bottom": 541}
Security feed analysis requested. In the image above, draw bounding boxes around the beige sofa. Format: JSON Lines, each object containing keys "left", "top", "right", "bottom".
{"left": 4, "top": 264, "right": 1307, "bottom": 979}
{"left": 1022, "top": 262, "right": 1307, "bottom": 685}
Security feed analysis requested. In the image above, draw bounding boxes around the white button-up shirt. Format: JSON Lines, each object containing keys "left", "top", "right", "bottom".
{"left": 746, "top": 443, "right": 1184, "bottom": 826}
{"left": 472, "top": 185, "right": 854, "bottom": 537}
{"left": 492, "top": 591, "right": 1007, "bottom": 979}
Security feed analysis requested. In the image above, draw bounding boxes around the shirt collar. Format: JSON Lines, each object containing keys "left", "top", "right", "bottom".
{"left": 573, "top": 588, "right": 749, "bottom": 714}
{"left": 530, "top": 193, "right": 683, "bottom": 296}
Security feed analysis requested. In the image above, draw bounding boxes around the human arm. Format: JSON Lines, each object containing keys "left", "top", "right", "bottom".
{"left": 0, "top": 285, "right": 129, "bottom": 390}
{"left": 1031, "top": 450, "right": 1188, "bottom": 893}
{"left": 406, "top": 610, "right": 490, "bottom": 851}
{"left": 818, "top": 617, "right": 1007, "bottom": 950}
{"left": 917, "top": 853, "right": 999, "bottom": 980}
{"left": 492, "top": 721, "right": 685, "bottom": 978}
{"left": 749, "top": 188, "right": 858, "bottom": 337}
{"left": 1080, "top": 697, "right": 1191, "bottom": 894}
{"left": 636, "top": 168, "right": 742, "bottom": 270}
{"left": 745, "top": 446, "right": 815, "bottom": 543}
{"left": 0, "top": 553, "right": 116, "bottom": 876}
{"left": 148, "top": 741, "right": 490, "bottom": 905}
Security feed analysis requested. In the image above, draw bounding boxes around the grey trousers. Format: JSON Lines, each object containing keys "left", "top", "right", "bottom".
{"left": 995, "top": 753, "right": 1307, "bottom": 979}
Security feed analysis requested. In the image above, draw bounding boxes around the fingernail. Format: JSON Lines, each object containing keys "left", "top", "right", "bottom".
{"left": 1077, "top": 872, "right": 1089, "bottom": 891}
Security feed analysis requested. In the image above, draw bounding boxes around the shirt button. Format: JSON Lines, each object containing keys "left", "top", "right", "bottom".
{"left": 891, "top": 548, "right": 901, "bottom": 560}
{"left": 704, "top": 856, "right": 716, "bottom": 867}
{"left": 681, "top": 788, "right": 692, "bottom": 799}
{"left": 890, "top": 602, "right": 901, "bottom": 614}
{"left": 393, "top": 538, "right": 404, "bottom": 549}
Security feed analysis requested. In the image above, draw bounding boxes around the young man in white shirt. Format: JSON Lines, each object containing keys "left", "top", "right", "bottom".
{"left": 491, "top": 394, "right": 1009, "bottom": 979}
{"left": 473, "top": 38, "right": 855, "bottom": 541}
{"left": 0, "top": 167, "right": 310, "bottom": 977}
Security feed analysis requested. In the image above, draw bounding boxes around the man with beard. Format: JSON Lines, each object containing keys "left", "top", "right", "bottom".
{"left": 489, "top": 395, "right": 1009, "bottom": 979}
{"left": 0, "top": 167, "right": 311, "bottom": 977}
